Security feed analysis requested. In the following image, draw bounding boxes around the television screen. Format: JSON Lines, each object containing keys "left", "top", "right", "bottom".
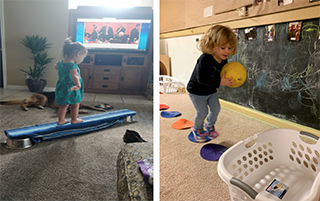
{"left": 75, "top": 18, "right": 152, "bottom": 52}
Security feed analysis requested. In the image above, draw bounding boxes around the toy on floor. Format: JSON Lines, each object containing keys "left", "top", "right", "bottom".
{"left": 220, "top": 61, "right": 247, "bottom": 88}
{"left": 160, "top": 111, "right": 181, "bottom": 118}
{"left": 123, "top": 129, "right": 146, "bottom": 143}
{"left": 95, "top": 103, "right": 113, "bottom": 110}
{"left": 200, "top": 143, "right": 228, "bottom": 161}
{"left": 5, "top": 109, "right": 136, "bottom": 149}
{"left": 159, "top": 104, "right": 170, "bottom": 110}
{"left": 137, "top": 157, "right": 154, "bottom": 185}
{"left": 171, "top": 119, "right": 194, "bottom": 130}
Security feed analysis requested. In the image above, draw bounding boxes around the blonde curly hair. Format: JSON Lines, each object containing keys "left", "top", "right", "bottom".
{"left": 197, "top": 25, "right": 237, "bottom": 55}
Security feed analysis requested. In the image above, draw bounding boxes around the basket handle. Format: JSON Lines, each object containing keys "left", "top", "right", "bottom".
{"left": 243, "top": 134, "right": 258, "bottom": 148}
{"left": 230, "top": 177, "right": 258, "bottom": 200}
{"left": 300, "top": 131, "right": 319, "bottom": 141}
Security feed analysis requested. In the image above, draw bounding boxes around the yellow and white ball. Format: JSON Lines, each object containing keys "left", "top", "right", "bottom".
{"left": 220, "top": 62, "right": 247, "bottom": 88}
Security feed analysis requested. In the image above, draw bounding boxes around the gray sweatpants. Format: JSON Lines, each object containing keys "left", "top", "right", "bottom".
{"left": 188, "top": 92, "right": 221, "bottom": 130}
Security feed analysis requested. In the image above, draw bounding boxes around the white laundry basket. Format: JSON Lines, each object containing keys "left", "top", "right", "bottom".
{"left": 218, "top": 128, "right": 320, "bottom": 201}
{"left": 159, "top": 75, "right": 185, "bottom": 93}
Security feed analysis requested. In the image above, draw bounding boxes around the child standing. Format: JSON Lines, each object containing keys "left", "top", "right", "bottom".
{"left": 55, "top": 38, "right": 87, "bottom": 125}
{"left": 187, "top": 25, "right": 238, "bottom": 142}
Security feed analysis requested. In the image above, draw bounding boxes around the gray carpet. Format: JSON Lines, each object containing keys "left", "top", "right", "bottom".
{"left": 0, "top": 101, "right": 153, "bottom": 201}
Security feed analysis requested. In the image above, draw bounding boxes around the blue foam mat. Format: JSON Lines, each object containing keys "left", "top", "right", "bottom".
{"left": 5, "top": 109, "right": 136, "bottom": 142}
{"left": 200, "top": 143, "right": 228, "bottom": 161}
{"left": 188, "top": 131, "right": 211, "bottom": 143}
{"left": 160, "top": 111, "right": 181, "bottom": 118}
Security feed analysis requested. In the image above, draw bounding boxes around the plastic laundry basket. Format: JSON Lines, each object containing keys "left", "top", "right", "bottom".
{"left": 159, "top": 75, "right": 185, "bottom": 93}
{"left": 218, "top": 128, "right": 320, "bottom": 201}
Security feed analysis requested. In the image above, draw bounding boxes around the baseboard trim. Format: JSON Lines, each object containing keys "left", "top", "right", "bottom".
{"left": 6, "top": 85, "right": 28, "bottom": 90}
{"left": 6, "top": 85, "right": 56, "bottom": 91}
{"left": 220, "top": 99, "right": 320, "bottom": 137}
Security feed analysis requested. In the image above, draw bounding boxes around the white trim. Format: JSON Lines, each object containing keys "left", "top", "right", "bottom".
{"left": 68, "top": 0, "right": 144, "bottom": 9}
{"left": 220, "top": 99, "right": 320, "bottom": 136}
{"left": 5, "top": 85, "right": 27, "bottom": 90}
{"left": 43, "top": 87, "right": 56, "bottom": 91}
{"left": 0, "top": 0, "right": 7, "bottom": 88}
{"left": 6, "top": 85, "right": 56, "bottom": 91}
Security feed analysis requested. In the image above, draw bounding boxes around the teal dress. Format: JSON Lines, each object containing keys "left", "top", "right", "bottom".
{"left": 55, "top": 61, "right": 84, "bottom": 106}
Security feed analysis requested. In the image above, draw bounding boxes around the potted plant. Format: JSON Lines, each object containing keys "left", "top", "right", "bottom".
{"left": 20, "top": 35, "right": 54, "bottom": 92}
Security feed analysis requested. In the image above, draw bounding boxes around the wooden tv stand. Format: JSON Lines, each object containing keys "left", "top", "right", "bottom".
{"left": 78, "top": 52, "right": 151, "bottom": 95}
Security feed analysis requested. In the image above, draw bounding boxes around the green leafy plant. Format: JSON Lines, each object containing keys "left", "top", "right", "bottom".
{"left": 20, "top": 35, "right": 54, "bottom": 80}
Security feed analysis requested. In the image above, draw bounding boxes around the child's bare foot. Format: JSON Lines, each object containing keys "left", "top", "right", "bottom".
{"left": 57, "top": 120, "right": 70, "bottom": 125}
{"left": 71, "top": 118, "right": 83, "bottom": 124}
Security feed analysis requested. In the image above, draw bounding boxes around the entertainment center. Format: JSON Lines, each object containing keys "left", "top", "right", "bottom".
{"left": 78, "top": 52, "right": 150, "bottom": 94}
{"left": 68, "top": 6, "right": 153, "bottom": 94}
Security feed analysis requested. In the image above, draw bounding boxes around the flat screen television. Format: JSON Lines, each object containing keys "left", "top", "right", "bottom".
{"left": 69, "top": 7, "right": 153, "bottom": 54}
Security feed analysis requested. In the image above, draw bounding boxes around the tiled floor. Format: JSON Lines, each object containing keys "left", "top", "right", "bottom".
{"left": 0, "top": 88, "right": 153, "bottom": 105}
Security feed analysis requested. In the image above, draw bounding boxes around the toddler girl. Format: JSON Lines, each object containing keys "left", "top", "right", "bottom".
{"left": 55, "top": 38, "right": 87, "bottom": 125}
{"left": 187, "top": 25, "right": 238, "bottom": 142}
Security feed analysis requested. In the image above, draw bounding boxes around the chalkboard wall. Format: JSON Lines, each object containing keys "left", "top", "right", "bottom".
{"left": 217, "top": 18, "right": 320, "bottom": 130}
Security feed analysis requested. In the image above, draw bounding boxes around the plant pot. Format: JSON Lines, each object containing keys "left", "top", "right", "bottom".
{"left": 25, "top": 79, "right": 47, "bottom": 92}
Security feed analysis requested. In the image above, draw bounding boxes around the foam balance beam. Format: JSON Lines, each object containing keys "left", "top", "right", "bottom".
{"left": 5, "top": 109, "right": 136, "bottom": 143}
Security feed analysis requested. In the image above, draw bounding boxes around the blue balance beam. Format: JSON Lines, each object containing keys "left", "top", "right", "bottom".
{"left": 5, "top": 109, "right": 136, "bottom": 143}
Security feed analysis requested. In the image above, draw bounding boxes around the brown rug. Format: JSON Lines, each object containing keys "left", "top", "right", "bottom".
{"left": 160, "top": 93, "right": 275, "bottom": 201}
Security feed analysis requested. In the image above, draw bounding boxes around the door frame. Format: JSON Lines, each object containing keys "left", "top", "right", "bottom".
{"left": 0, "top": 0, "right": 6, "bottom": 88}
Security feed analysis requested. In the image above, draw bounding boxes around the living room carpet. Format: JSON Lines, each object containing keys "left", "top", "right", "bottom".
{"left": 0, "top": 101, "right": 153, "bottom": 201}
{"left": 160, "top": 93, "right": 275, "bottom": 201}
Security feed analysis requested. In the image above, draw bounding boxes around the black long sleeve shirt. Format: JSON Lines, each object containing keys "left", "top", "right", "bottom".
{"left": 187, "top": 53, "right": 228, "bottom": 95}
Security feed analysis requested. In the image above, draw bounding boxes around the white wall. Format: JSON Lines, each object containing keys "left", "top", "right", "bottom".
{"left": 3, "top": 0, "right": 69, "bottom": 89}
{"left": 160, "top": 34, "right": 202, "bottom": 86}
{"left": 68, "top": 0, "right": 153, "bottom": 9}
{"left": 0, "top": 0, "right": 6, "bottom": 88}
